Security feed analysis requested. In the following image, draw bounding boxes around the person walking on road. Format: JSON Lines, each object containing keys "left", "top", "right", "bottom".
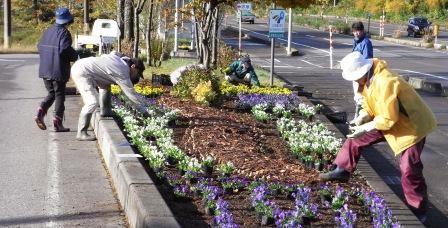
{"left": 320, "top": 52, "right": 436, "bottom": 222}
{"left": 70, "top": 51, "right": 149, "bottom": 141}
{"left": 351, "top": 21, "right": 373, "bottom": 119}
{"left": 35, "top": 7, "right": 78, "bottom": 132}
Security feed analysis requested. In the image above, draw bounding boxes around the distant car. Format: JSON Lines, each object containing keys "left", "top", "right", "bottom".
{"left": 407, "top": 16, "right": 431, "bottom": 37}
{"left": 240, "top": 10, "right": 255, "bottom": 24}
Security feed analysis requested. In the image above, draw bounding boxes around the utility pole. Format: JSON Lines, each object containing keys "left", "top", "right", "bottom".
{"left": 287, "top": 8, "right": 292, "bottom": 55}
{"left": 173, "top": 0, "right": 179, "bottom": 55}
{"left": 270, "top": 0, "right": 276, "bottom": 86}
{"left": 3, "top": 0, "right": 12, "bottom": 49}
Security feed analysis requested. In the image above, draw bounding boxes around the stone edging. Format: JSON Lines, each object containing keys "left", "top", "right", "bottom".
{"left": 91, "top": 112, "right": 181, "bottom": 228}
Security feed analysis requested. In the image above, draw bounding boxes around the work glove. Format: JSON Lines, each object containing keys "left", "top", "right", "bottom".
{"left": 347, "top": 121, "right": 376, "bottom": 138}
{"left": 243, "top": 73, "right": 251, "bottom": 82}
{"left": 349, "top": 109, "right": 372, "bottom": 127}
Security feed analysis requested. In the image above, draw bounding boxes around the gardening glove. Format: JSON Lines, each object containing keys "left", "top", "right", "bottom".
{"left": 349, "top": 109, "right": 372, "bottom": 127}
{"left": 347, "top": 121, "right": 376, "bottom": 138}
{"left": 243, "top": 73, "right": 251, "bottom": 82}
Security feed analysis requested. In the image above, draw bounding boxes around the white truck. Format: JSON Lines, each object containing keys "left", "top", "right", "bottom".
{"left": 75, "top": 19, "right": 120, "bottom": 54}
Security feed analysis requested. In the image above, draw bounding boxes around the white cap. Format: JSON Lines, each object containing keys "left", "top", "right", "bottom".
{"left": 340, "top": 52, "right": 373, "bottom": 81}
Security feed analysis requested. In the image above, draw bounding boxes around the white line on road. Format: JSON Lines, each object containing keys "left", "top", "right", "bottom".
{"left": 0, "top": 58, "right": 26, "bottom": 62}
{"left": 342, "top": 42, "right": 352, "bottom": 46}
{"left": 232, "top": 25, "right": 330, "bottom": 54}
{"left": 301, "top": 60, "right": 324, "bottom": 68}
{"left": 393, "top": 69, "right": 448, "bottom": 81}
{"left": 306, "top": 35, "right": 317, "bottom": 38}
{"left": 274, "top": 59, "right": 280, "bottom": 63}
{"left": 46, "top": 132, "right": 60, "bottom": 227}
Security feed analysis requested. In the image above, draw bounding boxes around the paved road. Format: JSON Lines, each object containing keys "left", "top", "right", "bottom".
{"left": 0, "top": 54, "right": 126, "bottom": 227}
{"left": 226, "top": 17, "right": 448, "bottom": 86}
{"left": 222, "top": 19, "right": 448, "bottom": 227}
{"left": 306, "top": 15, "right": 448, "bottom": 43}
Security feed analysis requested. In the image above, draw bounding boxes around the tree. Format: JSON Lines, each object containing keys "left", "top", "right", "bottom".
{"left": 124, "top": 0, "right": 134, "bottom": 41}
{"left": 145, "top": 0, "right": 155, "bottom": 65}
{"left": 133, "top": 0, "right": 147, "bottom": 58}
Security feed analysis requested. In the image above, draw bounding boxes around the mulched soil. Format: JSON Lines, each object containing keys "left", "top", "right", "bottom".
{"left": 139, "top": 93, "right": 375, "bottom": 227}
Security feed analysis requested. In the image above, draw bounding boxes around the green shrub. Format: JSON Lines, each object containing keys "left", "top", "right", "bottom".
{"left": 172, "top": 66, "right": 220, "bottom": 101}
{"left": 217, "top": 41, "right": 238, "bottom": 70}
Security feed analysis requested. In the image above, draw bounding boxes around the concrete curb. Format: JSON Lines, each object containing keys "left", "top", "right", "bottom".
{"left": 91, "top": 113, "right": 181, "bottom": 228}
{"left": 299, "top": 96, "right": 424, "bottom": 227}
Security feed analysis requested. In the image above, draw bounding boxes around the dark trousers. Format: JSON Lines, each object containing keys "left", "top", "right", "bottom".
{"left": 334, "top": 130, "right": 428, "bottom": 211}
{"left": 40, "top": 79, "right": 67, "bottom": 118}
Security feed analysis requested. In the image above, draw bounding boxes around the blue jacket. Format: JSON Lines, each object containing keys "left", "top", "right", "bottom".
{"left": 38, "top": 24, "right": 78, "bottom": 82}
{"left": 352, "top": 35, "right": 373, "bottom": 59}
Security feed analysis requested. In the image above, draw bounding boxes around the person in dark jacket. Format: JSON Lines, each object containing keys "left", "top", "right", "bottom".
{"left": 351, "top": 21, "right": 373, "bottom": 119}
{"left": 35, "top": 7, "right": 78, "bottom": 132}
{"left": 224, "top": 56, "right": 260, "bottom": 87}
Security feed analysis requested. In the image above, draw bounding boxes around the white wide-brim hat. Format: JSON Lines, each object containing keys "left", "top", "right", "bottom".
{"left": 340, "top": 52, "right": 373, "bottom": 81}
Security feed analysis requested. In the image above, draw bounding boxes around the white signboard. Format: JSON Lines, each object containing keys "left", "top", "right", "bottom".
{"left": 237, "top": 3, "right": 252, "bottom": 11}
{"left": 269, "top": 9, "right": 286, "bottom": 38}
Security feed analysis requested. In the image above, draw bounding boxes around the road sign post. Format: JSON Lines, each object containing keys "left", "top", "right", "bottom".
{"left": 236, "top": 3, "right": 252, "bottom": 56}
{"left": 269, "top": 8, "right": 285, "bottom": 86}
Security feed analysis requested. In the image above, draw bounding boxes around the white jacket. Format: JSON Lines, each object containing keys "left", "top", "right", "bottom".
{"left": 71, "top": 51, "right": 145, "bottom": 107}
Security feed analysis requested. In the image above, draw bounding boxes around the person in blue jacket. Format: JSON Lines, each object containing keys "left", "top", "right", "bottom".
{"left": 224, "top": 56, "right": 260, "bottom": 87}
{"left": 34, "top": 8, "right": 78, "bottom": 132}
{"left": 351, "top": 21, "right": 373, "bottom": 119}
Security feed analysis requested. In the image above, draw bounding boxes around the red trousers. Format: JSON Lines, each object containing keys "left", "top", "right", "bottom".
{"left": 334, "top": 130, "right": 428, "bottom": 211}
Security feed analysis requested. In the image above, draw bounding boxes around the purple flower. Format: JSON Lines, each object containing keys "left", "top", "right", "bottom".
{"left": 236, "top": 93, "right": 301, "bottom": 110}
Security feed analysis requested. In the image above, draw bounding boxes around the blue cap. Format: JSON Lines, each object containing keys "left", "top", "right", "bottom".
{"left": 55, "top": 7, "right": 74, "bottom": 25}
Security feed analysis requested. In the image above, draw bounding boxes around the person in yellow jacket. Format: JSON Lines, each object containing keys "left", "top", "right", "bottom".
{"left": 320, "top": 52, "right": 436, "bottom": 222}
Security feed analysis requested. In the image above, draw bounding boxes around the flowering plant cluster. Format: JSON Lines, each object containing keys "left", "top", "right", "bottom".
{"left": 335, "top": 204, "right": 357, "bottom": 228}
{"left": 277, "top": 117, "right": 342, "bottom": 169}
{"left": 214, "top": 198, "right": 239, "bottom": 228}
{"left": 113, "top": 94, "right": 402, "bottom": 228}
{"left": 221, "top": 177, "right": 249, "bottom": 193}
{"left": 218, "top": 161, "right": 235, "bottom": 177}
{"left": 220, "top": 81, "right": 292, "bottom": 96}
{"left": 111, "top": 84, "right": 164, "bottom": 97}
{"left": 332, "top": 186, "right": 349, "bottom": 211}
{"left": 356, "top": 189, "right": 401, "bottom": 228}
{"left": 201, "top": 154, "right": 216, "bottom": 168}
{"left": 251, "top": 104, "right": 271, "bottom": 122}
{"left": 295, "top": 103, "right": 316, "bottom": 120}
{"left": 236, "top": 93, "right": 301, "bottom": 111}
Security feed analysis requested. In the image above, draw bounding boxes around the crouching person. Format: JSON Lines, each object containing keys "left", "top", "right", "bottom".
{"left": 224, "top": 56, "right": 260, "bottom": 87}
{"left": 71, "top": 51, "right": 149, "bottom": 141}
{"left": 319, "top": 52, "right": 436, "bottom": 222}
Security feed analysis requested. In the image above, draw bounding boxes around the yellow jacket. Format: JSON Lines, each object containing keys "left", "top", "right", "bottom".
{"left": 361, "top": 59, "right": 437, "bottom": 155}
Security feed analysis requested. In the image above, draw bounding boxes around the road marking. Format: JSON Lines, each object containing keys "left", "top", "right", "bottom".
{"left": 373, "top": 48, "right": 381, "bottom": 52}
{"left": 0, "top": 58, "right": 26, "bottom": 62}
{"left": 117, "top": 154, "right": 143, "bottom": 158}
{"left": 232, "top": 25, "right": 330, "bottom": 54}
{"left": 301, "top": 60, "right": 324, "bottom": 68}
{"left": 393, "top": 68, "right": 448, "bottom": 81}
{"left": 383, "top": 176, "right": 401, "bottom": 185}
{"left": 306, "top": 35, "right": 317, "bottom": 38}
{"left": 46, "top": 132, "right": 60, "bottom": 227}
{"left": 260, "top": 65, "right": 302, "bottom": 69}
{"left": 274, "top": 58, "right": 280, "bottom": 63}
{"left": 342, "top": 42, "right": 352, "bottom": 46}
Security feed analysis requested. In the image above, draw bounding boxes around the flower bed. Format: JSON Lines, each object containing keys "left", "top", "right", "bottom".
{"left": 110, "top": 84, "right": 400, "bottom": 228}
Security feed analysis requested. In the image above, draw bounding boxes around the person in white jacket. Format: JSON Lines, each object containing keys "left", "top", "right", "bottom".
{"left": 71, "top": 51, "right": 148, "bottom": 141}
